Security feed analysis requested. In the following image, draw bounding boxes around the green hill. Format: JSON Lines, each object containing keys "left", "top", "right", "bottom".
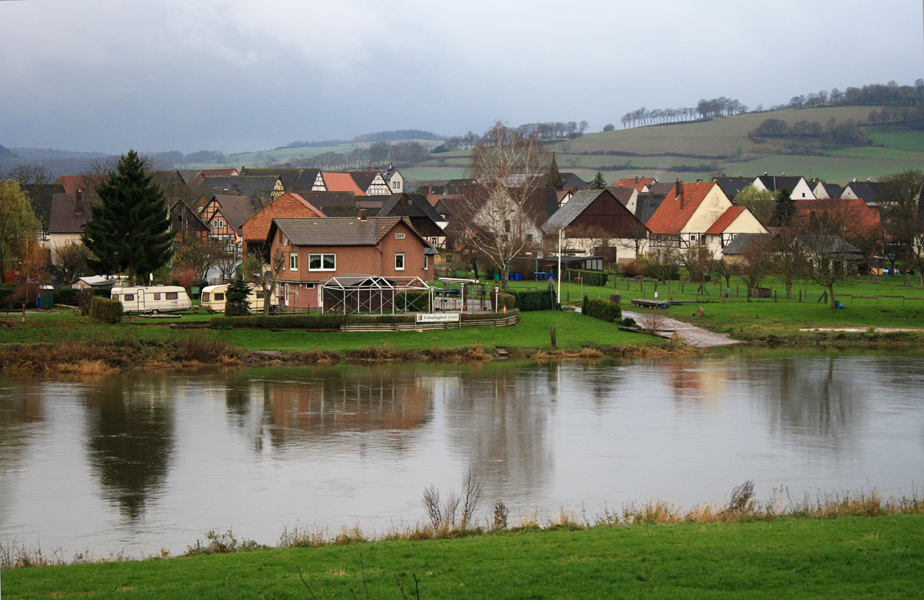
{"left": 406, "top": 106, "right": 924, "bottom": 185}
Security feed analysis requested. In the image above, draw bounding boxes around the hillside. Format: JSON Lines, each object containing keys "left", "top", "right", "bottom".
{"left": 406, "top": 105, "right": 924, "bottom": 185}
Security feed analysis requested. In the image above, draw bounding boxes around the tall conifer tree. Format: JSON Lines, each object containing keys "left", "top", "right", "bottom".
{"left": 83, "top": 150, "right": 173, "bottom": 285}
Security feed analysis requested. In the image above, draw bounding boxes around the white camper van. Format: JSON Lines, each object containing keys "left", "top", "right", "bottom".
{"left": 200, "top": 284, "right": 276, "bottom": 313}
{"left": 111, "top": 286, "right": 192, "bottom": 314}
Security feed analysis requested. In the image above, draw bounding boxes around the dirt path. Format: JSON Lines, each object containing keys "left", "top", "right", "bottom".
{"left": 623, "top": 311, "right": 739, "bottom": 348}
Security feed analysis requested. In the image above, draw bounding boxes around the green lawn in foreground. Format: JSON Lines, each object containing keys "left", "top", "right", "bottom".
{"left": 6, "top": 515, "right": 923, "bottom": 599}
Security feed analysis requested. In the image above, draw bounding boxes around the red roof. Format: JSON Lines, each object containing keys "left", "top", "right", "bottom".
{"left": 795, "top": 198, "right": 881, "bottom": 234}
{"left": 323, "top": 172, "right": 365, "bottom": 196}
{"left": 55, "top": 174, "right": 101, "bottom": 194}
{"left": 705, "top": 206, "right": 747, "bottom": 234}
{"left": 616, "top": 177, "right": 656, "bottom": 191}
{"left": 646, "top": 182, "right": 718, "bottom": 234}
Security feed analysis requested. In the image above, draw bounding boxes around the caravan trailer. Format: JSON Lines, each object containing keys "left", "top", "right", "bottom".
{"left": 111, "top": 286, "right": 192, "bottom": 314}
{"left": 200, "top": 284, "right": 276, "bottom": 314}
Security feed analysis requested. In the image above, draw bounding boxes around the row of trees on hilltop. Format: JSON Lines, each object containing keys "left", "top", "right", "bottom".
{"left": 435, "top": 121, "right": 590, "bottom": 153}
{"left": 619, "top": 97, "right": 747, "bottom": 129}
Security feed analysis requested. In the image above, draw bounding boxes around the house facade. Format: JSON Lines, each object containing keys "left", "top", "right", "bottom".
{"left": 267, "top": 216, "right": 435, "bottom": 310}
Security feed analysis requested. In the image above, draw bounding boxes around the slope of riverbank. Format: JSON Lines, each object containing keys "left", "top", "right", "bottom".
{"left": 5, "top": 512, "right": 923, "bottom": 598}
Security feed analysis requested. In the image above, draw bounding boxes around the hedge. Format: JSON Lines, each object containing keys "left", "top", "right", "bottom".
{"left": 90, "top": 297, "right": 124, "bottom": 324}
{"left": 0, "top": 283, "right": 17, "bottom": 310}
{"left": 582, "top": 296, "right": 622, "bottom": 323}
{"left": 210, "top": 309, "right": 521, "bottom": 330}
{"left": 509, "top": 290, "right": 555, "bottom": 311}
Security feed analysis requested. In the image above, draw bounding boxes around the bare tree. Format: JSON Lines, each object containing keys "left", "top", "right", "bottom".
{"left": 51, "top": 243, "right": 91, "bottom": 284}
{"left": 797, "top": 210, "right": 860, "bottom": 308}
{"left": 240, "top": 247, "right": 286, "bottom": 316}
{"left": 214, "top": 238, "right": 242, "bottom": 283}
{"left": 734, "top": 235, "right": 775, "bottom": 302}
{"left": 173, "top": 235, "right": 224, "bottom": 281}
{"left": 454, "top": 121, "right": 550, "bottom": 286}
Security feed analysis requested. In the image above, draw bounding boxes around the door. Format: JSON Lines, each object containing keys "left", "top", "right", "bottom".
{"left": 137, "top": 289, "right": 146, "bottom": 312}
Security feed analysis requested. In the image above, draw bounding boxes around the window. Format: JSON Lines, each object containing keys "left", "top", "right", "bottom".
{"left": 395, "top": 253, "right": 405, "bottom": 270}
{"left": 112, "top": 294, "right": 120, "bottom": 301}
{"left": 309, "top": 253, "right": 336, "bottom": 271}
{"left": 395, "top": 232, "right": 405, "bottom": 239}
{"left": 424, "top": 255, "right": 429, "bottom": 271}
{"left": 124, "top": 294, "right": 134, "bottom": 301}
{"left": 166, "top": 292, "right": 178, "bottom": 300}
{"left": 153, "top": 293, "right": 161, "bottom": 300}
{"left": 212, "top": 219, "right": 224, "bottom": 229}
{"left": 201, "top": 292, "right": 210, "bottom": 302}
{"left": 289, "top": 252, "right": 299, "bottom": 271}
{"left": 215, "top": 293, "right": 225, "bottom": 301}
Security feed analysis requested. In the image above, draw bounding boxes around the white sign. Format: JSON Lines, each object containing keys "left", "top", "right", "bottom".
{"left": 416, "top": 313, "right": 460, "bottom": 323}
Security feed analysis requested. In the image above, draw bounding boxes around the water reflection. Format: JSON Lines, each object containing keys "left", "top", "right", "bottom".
{"left": 0, "top": 353, "right": 922, "bottom": 558}
{"left": 83, "top": 376, "right": 176, "bottom": 521}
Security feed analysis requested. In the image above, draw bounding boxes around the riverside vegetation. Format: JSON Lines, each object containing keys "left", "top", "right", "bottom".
{"left": 3, "top": 475, "right": 923, "bottom": 598}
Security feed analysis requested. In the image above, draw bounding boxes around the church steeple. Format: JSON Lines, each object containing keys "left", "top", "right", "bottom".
{"left": 546, "top": 150, "right": 563, "bottom": 189}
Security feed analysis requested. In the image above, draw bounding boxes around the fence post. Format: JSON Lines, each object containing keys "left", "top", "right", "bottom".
{"left": 551, "top": 327, "right": 557, "bottom": 349}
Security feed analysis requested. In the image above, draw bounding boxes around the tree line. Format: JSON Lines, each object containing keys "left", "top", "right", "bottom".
{"left": 619, "top": 97, "right": 748, "bottom": 129}
{"left": 748, "top": 117, "right": 867, "bottom": 145}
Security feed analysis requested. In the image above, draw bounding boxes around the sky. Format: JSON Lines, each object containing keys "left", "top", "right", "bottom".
{"left": 1, "top": 0, "right": 923, "bottom": 155}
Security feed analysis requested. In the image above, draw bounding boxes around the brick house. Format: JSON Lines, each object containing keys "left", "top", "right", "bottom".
{"left": 267, "top": 216, "right": 436, "bottom": 309}
{"left": 241, "top": 192, "right": 326, "bottom": 256}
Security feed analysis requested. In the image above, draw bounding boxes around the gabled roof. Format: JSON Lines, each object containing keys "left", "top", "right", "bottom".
{"left": 706, "top": 206, "right": 748, "bottom": 234}
{"left": 348, "top": 170, "right": 383, "bottom": 192}
{"left": 721, "top": 233, "right": 775, "bottom": 255}
{"left": 542, "top": 190, "right": 602, "bottom": 233}
{"left": 647, "top": 182, "right": 675, "bottom": 195}
{"left": 199, "top": 175, "right": 279, "bottom": 202}
{"left": 646, "top": 182, "right": 720, "bottom": 234}
{"left": 559, "top": 172, "right": 588, "bottom": 190}
{"left": 713, "top": 176, "right": 757, "bottom": 199}
{"left": 238, "top": 167, "right": 322, "bottom": 192}
{"left": 271, "top": 216, "right": 408, "bottom": 247}
{"left": 54, "top": 174, "right": 100, "bottom": 194}
{"left": 844, "top": 181, "right": 881, "bottom": 204}
{"left": 377, "top": 192, "right": 443, "bottom": 223}
{"left": 323, "top": 172, "right": 365, "bottom": 196}
{"left": 795, "top": 198, "right": 881, "bottom": 231}
{"left": 48, "top": 193, "right": 101, "bottom": 234}
{"left": 605, "top": 186, "right": 636, "bottom": 207}
{"left": 757, "top": 175, "right": 805, "bottom": 193}
{"left": 541, "top": 189, "right": 648, "bottom": 237}
{"left": 209, "top": 194, "right": 258, "bottom": 231}
{"left": 616, "top": 177, "right": 656, "bottom": 191}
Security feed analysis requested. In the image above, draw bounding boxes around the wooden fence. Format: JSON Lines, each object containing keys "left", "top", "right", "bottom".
{"left": 341, "top": 313, "right": 520, "bottom": 332}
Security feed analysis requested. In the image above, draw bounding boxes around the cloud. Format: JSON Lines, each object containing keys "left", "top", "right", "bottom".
{"left": 1, "top": 0, "right": 922, "bottom": 153}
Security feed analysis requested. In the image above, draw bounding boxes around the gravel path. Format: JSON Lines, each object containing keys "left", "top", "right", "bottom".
{"left": 623, "top": 311, "right": 739, "bottom": 348}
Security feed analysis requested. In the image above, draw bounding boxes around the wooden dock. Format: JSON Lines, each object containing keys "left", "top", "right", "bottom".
{"left": 630, "top": 299, "right": 671, "bottom": 309}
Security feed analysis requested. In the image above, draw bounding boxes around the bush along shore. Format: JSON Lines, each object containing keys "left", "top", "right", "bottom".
{"left": 3, "top": 482, "right": 923, "bottom": 599}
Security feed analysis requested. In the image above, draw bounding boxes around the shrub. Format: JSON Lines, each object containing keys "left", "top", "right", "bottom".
{"left": 76, "top": 289, "right": 95, "bottom": 316}
{"left": 497, "top": 292, "right": 516, "bottom": 310}
{"left": 583, "top": 297, "right": 622, "bottom": 323}
{"left": 509, "top": 290, "right": 555, "bottom": 311}
{"left": 89, "top": 297, "right": 123, "bottom": 324}
{"left": 210, "top": 313, "right": 352, "bottom": 330}
{"left": 620, "top": 260, "right": 641, "bottom": 279}
{"left": 224, "top": 276, "right": 251, "bottom": 316}
{"left": 565, "top": 269, "right": 608, "bottom": 287}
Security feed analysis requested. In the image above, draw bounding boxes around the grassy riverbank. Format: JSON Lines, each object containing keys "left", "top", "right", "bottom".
{"left": 0, "top": 310, "right": 671, "bottom": 373}
{"left": 5, "top": 512, "right": 923, "bottom": 599}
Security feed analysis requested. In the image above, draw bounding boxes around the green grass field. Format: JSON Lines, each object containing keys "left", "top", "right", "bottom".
{"left": 5, "top": 514, "right": 923, "bottom": 599}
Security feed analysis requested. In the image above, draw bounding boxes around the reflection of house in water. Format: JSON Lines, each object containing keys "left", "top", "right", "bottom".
{"left": 225, "top": 367, "right": 435, "bottom": 450}
{"left": 661, "top": 360, "right": 729, "bottom": 406}
{"left": 436, "top": 365, "right": 558, "bottom": 501}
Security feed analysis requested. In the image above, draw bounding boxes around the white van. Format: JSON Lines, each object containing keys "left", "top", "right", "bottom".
{"left": 200, "top": 284, "right": 276, "bottom": 314}
{"left": 111, "top": 286, "right": 192, "bottom": 314}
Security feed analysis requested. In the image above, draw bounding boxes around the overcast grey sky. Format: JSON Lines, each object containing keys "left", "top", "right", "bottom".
{"left": 1, "top": 0, "right": 922, "bottom": 155}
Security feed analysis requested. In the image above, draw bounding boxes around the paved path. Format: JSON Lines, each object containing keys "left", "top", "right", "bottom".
{"left": 623, "top": 311, "right": 740, "bottom": 348}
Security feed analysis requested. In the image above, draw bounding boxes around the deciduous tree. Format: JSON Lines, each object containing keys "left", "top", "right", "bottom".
{"left": 0, "top": 179, "right": 42, "bottom": 281}
{"left": 455, "top": 122, "right": 550, "bottom": 286}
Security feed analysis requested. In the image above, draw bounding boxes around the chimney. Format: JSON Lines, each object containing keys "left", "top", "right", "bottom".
{"left": 675, "top": 179, "right": 684, "bottom": 210}
{"left": 359, "top": 209, "right": 367, "bottom": 221}
{"left": 75, "top": 189, "right": 83, "bottom": 215}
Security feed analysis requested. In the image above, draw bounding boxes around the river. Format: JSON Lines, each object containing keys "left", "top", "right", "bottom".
{"left": 1, "top": 351, "right": 922, "bottom": 558}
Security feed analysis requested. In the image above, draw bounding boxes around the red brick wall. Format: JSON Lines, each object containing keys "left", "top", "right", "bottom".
{"left": 242, "top": 193, "right": 323, "bottom": 252}
{"left": 270, "top": 220, "right": 435, "bottom": 309}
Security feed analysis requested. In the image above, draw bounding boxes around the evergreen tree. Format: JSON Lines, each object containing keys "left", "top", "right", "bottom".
{"left": 83, "top": 150, "right": 173, "bottom": 285}
{"left": 590, "top": 171, "right": 607, "bottom": 190}
{"left": 771, "top": 189, "right": 796, "bottom": 228}
{"left": 224, "top": 273, "right": 251, "bottom": 316}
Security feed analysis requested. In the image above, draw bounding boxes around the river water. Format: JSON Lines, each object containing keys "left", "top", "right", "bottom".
{"left": 1, "top": 352, "right": 923, "bottom": 558}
